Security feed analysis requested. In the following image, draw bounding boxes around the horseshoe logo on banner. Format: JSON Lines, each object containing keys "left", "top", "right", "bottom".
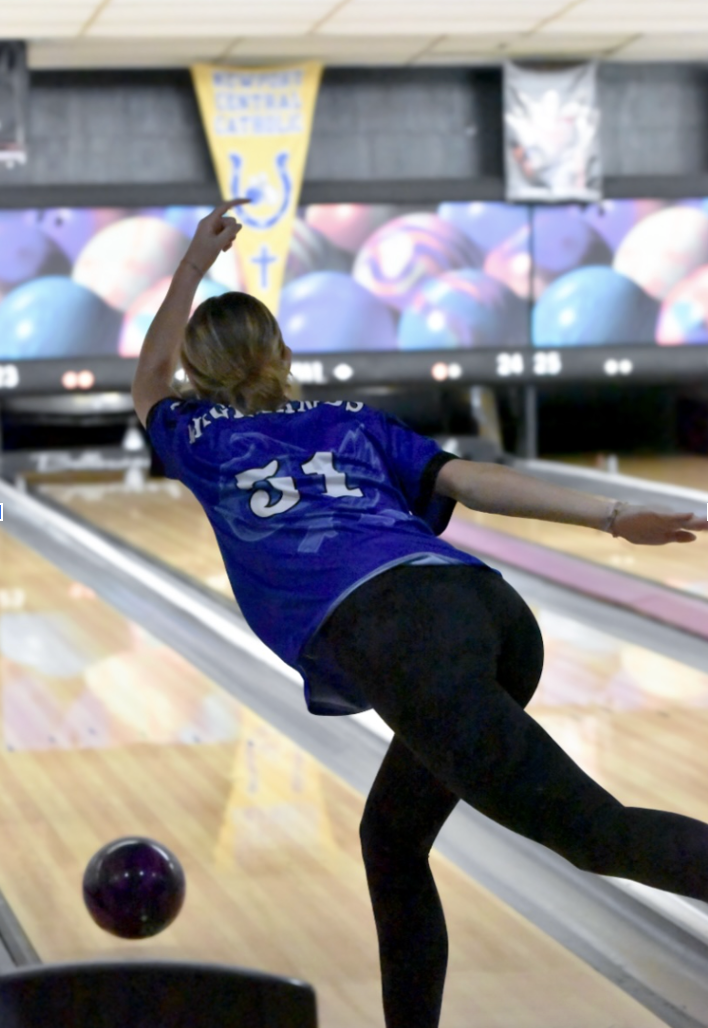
{"left": 229, "top": 152, "right": 292, "bottom": 230}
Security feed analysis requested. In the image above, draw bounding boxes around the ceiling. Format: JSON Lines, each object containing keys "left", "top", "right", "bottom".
{"left": 9, "top": 0, "right": 708, "bottom": 69}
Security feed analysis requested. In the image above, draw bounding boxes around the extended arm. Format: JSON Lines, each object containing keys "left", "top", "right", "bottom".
{"left": 131, "top": 201, "right": 246, "bottom": 427}
{"left": 131, "top": 261, "right": 202, "bottom": 427}
{"left": 435, "top": 459, "right": 706, "bottom": 545}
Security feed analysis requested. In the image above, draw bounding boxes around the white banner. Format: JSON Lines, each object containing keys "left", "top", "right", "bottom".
{"left": 504, "top": 62, "right": 602, "bottom": 203}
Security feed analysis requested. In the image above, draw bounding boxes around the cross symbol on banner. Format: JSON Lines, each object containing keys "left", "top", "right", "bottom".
{"left": 251, "top": 246, "right": 278, "bottom": 289}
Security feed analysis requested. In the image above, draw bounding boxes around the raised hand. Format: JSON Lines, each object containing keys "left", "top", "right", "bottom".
{"left": 612, "top": 504, "right": 707, "bottom": 545}
{"left": 183, "top": 199, "right": 250, "bottom": 276}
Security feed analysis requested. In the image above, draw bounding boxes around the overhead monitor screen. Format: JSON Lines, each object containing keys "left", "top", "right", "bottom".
{"left": 0, "top": 202, "right": 532, "bottom": 360}
{"left": 281, "top": 202, "right": 531, "bottom": 352}
{"left": 531, "top": 199, "right": 708, "bottom": 347}
{"left": 2, "top": 199, "right": 706, "bottom": 361}
{"left": 0, "top": 206, "right": 235, "bottom": 362}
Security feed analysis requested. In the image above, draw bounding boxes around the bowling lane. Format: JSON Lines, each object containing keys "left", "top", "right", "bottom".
{"left": 40, "top": 464, "right": 708, "bottom": 603}
{"left": 455, "top": 504, "right": 708, "bottom": 600}
{"left": 0, "top": 526, "right": 668, "bottom": 1028}
{"left": 40, "top": 477, "right": 234, "bottom": 597}
{"left": 38, "top": 476, "right": 708, "bottom": 830}
{"left": 454, "top": 452, "right": 708, "bottom": 600}
{"left": 545, "top": 453, "right": 708, "bottom": 491}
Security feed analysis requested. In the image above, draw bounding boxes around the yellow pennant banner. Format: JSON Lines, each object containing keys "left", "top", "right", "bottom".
{"left": 191, "top": 61, "right": 322, "bottom": 315}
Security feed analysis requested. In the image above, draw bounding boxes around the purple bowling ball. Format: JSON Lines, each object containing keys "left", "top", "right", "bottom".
{"left": 581, "top": 200, "right": 665, "bottom": 252}
{"left": 679, "top": 198, "right": 708, "bottom": 216}
{"left": 532, "top": 208, "right": 612, "bottom": 296}
{"left": 657, "top": 265, "right": 708, "bottom": 345}
{"left": 279, "top": 271, "right": 398, "bottom": 352}
{"left": 83, "top": 837, "right": 186, "bottom": 939}
{"left": 25, "top": 207, "right": 127, "bottom": 262}
{"left": 532, "top": 266, "right": 659, "bottom": 347}
{"left": 399, "top": 269, "right": 528, "bottom": 350}
{"left": 353, "top": 213, "right": 483, "bottom": 312}
{"left": 437, "top": 202, "right": 529, "bottom": 255}
{"left": 284, "top": 219, "right": 352, "bottom": 285}
{"left": 0, "top": 276, "right": 123, "bottom": 359}
{"left": 305, "top": 204, "right": 400, "bottom": 254}
{"left": 0, "top": 219, "right": 71, "bottom": 287}
{"left": 139, "top": 205, "right": 212, "bottom": 239}
{"left": 484, "top": 223, "right": 533, "bottom": 300}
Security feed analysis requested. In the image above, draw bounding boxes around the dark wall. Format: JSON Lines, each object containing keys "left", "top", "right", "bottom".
{"left": 0, "top": 63, "right": 707, "bottom": 200}
{"left": 535, "top": 383, "right": 708, "bottom": 457}
{"left": 599, "top": 64, "right": 708, "bottom": 177}
{"left": 304, "top": 68, "right": 502, "bottom": 182}
{"left": 3, "top": 70, "right": 213, "bottom": 187}
{"left": 536, "top": 384, "right": 680, "bottom": 456}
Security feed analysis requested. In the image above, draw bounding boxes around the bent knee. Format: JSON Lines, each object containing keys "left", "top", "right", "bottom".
{"left": 549, "top": 807, "right": 628, "bottom": 876}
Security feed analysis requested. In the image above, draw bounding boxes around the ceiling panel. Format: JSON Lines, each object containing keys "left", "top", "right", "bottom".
{"left": 322, "top": 20, "right": 560, "bottom": 35}
{"left": 561, "top": 0, "right": 708, "bottom": 13}
{"left": 507, "top": 34, "right": 634, "bottom": 55}
{"left": 96, "top": 1, "right": 330, "bottom": 13}
{"left": 545, "top": 0, "right": 708, "bottom": 30}
{"left": 0, "top": 8, "right": 95, "bottom": 33}
{"left": 610, "top": 32, "right": 708, "bottom": 58}
{"left": 28, "top": 37, "right": 234, "bottom": 69}
{"left": 321, "top": 1, "right": 566, "bottom": 34}
{"left": 226, "top": 34, "right": 429, "bottom": 63}
{"left": 89, "top": 0, "right": 336, "bottom": 35}
{"left": 2, "top": 1, "right": 97, "bottom": 9}
{"left": 15, "top": 0, "right": 708, "bottom": 67}
{"left": 430, "top": 35, "right": 519, "bottom": 53}
{"left": 0, "top": 24, "right": 87, "bottom": 38}
{"left": 326, "top": 0, "right": 563, "bottom": 8}
{"left": 87, "top": 23, "right": 322, "bottom": 38}
{"left": 100, "top": 0, "right": 332, "bottom": 8}
{"left": 543, "top": 18, "right": 708, "bottom": 33}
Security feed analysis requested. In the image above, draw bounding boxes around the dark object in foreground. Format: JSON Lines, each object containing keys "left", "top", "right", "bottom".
{"left": 0, "top": 960, "right": 318, "bottom": 1028}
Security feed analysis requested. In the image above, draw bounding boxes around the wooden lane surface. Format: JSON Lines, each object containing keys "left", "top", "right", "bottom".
{"left": 455, "top": 508, "right": 708, "bottom": 601}
{"left": 40, "top": 453, "right": 708, "bottom": 604}
{"left": 462, "top": 457, "right": 708, "bottom": 602}
{"left": 0, "top": 530, "right": 668, "bottom": 1027}
{"left": 40, "top": 478, "right": 234, "bottom": 599}
{"left": 458, "top": 453, "right": 708, "bottom": 600}
{"left": 547, "top": 453, "right": 708, "bottom": 490}
{"left": 38, "top": 477, "right": 708, "bottom": 820}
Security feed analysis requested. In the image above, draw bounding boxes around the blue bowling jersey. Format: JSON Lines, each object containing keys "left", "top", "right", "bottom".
{"left": 146, "top": 397, "right": 494, "bottom": 713}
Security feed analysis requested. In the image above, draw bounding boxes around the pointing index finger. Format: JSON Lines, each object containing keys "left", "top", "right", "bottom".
{"left": 217, "top": 198, "right": 251, "bottom": 214}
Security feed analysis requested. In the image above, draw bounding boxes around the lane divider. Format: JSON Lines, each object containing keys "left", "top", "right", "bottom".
{"left": 444, "top": 517, "right": 708, "bottom": 641}
{"left": 7, "top": 478, "right": 708, "bottom": 944}
{"left": 0, "top": 480, "right": 394, "bottom": 743}
{"left": 523, "top": 458, "right": 708, "bottom": 504}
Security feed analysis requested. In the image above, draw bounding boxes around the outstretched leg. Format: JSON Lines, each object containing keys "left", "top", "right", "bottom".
{"left": 310, "top": 564, "right": 546, "bottom": 1028}
{"left": 314, "top": 565, "right": 708, "bottom": 1027}
{"left": 343, "top": 566, "right": 708, "bottom": 899}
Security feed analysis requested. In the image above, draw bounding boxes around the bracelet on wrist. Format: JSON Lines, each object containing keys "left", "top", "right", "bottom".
{"left": 602, "top": 500, "right": 624, "bottom": 535}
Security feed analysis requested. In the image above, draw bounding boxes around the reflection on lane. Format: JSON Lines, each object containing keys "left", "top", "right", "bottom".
{"left": 456, "top": 506, "right": 708, "bottom": 600}
{"left": 0, "top": 525, "right": 668, "bottom": 1028}
{"left": 0, "top": 536, "right": 238, "bottom": 751}
{"left": 41, "top": 471, "right": 708, "bottom": 603}
{"left": 18, "top": 481, "right": 708, "bottom": 832}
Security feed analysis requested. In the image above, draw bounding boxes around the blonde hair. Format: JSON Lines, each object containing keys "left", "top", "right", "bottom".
{"left": 181, "top": 292, "right": 291, "bottom": 415}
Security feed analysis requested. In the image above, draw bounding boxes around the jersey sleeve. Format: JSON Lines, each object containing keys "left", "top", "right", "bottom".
{"left": 145, "top": 396, "right": 191, "bottom": 479}
{"left": 376, "top": 411, "right": 460, "bottom": 535}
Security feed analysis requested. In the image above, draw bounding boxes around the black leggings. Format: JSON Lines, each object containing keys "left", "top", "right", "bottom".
{"left": 304, "top": 564, "right": 708, "bottom": 1028}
